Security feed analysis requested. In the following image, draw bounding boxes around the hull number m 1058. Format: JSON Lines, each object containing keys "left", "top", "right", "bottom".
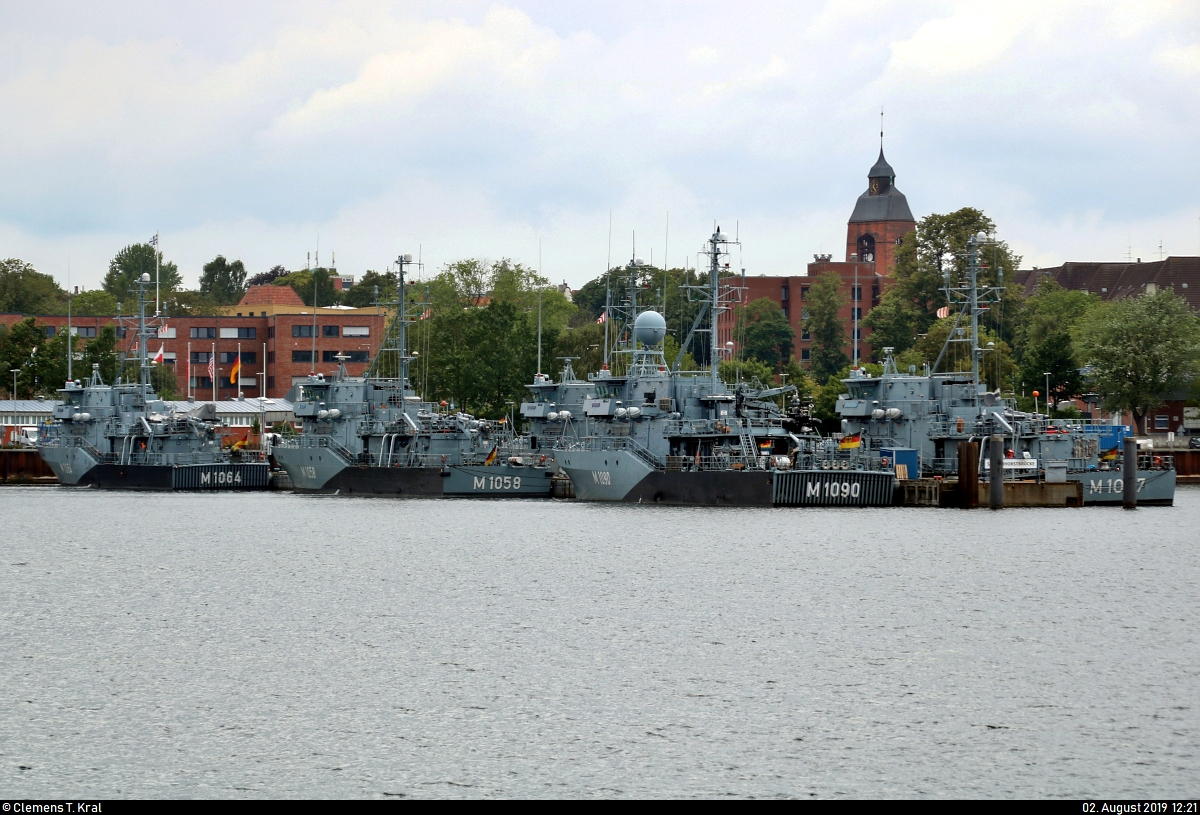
{"left": 807, "top": 480, "right": 860, "bottom": 499}
{"left": 473, "top": 475, "right": 522, "bottom": 490}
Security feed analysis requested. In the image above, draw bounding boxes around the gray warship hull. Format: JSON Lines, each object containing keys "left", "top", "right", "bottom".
{"left": 40, "top": 444, "right": 268, "bottom": 491}
{"left": 273, "top": 445, "right": 553, "bottom": 497}
{"left": 559, "top": 448, "right": 895, "bottom": 506}
{"left": 1072, "top": 469, "right": 1175, "bottom": 506}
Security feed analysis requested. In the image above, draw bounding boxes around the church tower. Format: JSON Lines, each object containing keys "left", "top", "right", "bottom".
{"left": 845, "top": 148, "right": 916, "bottom": 275}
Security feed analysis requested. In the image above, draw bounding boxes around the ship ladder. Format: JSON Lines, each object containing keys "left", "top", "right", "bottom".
{"left": 738, "top": 432, "right": 758, "bottom": 469}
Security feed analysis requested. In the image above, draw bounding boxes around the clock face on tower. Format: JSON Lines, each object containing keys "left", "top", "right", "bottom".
{"left": 869, "top": 178, "right": 880, "bottom": 194}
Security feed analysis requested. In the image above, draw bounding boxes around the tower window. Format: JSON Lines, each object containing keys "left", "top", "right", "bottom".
{"left": 856, "top": 235, "right": 876, "bottom": 264}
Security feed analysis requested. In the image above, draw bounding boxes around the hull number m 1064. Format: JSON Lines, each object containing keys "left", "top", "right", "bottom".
{"left": 201, "top": 470, "right": 243, "bottom": 485}
{"left": 473, "top": 475, "right": 522, "bottom": 490}
{"left": 807, "top": 480, "right": 861, "bottom": 499}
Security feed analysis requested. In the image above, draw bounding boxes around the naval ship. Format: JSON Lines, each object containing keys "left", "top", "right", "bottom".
{"left": 834, "top": 232, "right": 1175, "bottom": 506}
{"left": 271, "top": 253, "right": 555, "bottom": 497}
{"left": 37, "top": 273, "right": 269, "bottom": 490}
{"left": 551, "top": 230, "right": 897, "bottom": 506}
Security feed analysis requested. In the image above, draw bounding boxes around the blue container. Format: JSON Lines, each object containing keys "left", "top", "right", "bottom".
{"left": 880, "top": 447, "right": 918, "bottom": 475}
{"left": 1088, "top": 424, "right": 1131, "bottom": 453}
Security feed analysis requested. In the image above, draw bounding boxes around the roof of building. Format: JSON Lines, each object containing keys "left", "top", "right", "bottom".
{"left": 849, "top": 148, "right": 915, "bottom": 224}
{"left": 868, "top": 148, "right": 895, "bottom": 179}
{"left": 238, "top": 284, "right": 305, "bottom": 307}
{"left": 1012, "top": 256, "right": 1200, "bottom": 311}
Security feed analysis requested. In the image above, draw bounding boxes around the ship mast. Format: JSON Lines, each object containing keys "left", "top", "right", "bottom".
{"left": 935, "top": 232, "right": 1004, "bottom": 411}
{"left": 366, "top": 252, "right": 419, "bottom": 388}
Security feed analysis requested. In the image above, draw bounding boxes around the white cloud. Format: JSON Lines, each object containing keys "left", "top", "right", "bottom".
{"left": 0, "top": 0, "right": 1198, "bottom": 294}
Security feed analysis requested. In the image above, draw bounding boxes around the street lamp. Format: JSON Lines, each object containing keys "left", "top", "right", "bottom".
{"left": 10, "top": 368, "right": 18, "bottom": 399}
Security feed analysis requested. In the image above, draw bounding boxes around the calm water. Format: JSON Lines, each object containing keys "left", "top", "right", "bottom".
{"left": 1, "top": 486, "right": 1198, "bottom": 798}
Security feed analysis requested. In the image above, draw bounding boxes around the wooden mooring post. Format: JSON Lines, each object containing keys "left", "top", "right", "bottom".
{"left": 959, "top": 441, "right": 979, "bottom": 509}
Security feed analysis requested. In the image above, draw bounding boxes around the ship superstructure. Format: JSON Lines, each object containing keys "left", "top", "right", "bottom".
{"left": 834, "top": 232, "right": 1175, "bottom": 505}
{"left": 552, "top": 230, "right": 896, "bottom": 505}
{"left": 272, "top": 253, "right": 554, "bottom": 496}
{"left": 37, "top": 273, "right": 269, "bottom": 490}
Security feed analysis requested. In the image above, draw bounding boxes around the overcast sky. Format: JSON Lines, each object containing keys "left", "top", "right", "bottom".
{"left": 2, "top": 0, "right": 1198, "bottom": 291}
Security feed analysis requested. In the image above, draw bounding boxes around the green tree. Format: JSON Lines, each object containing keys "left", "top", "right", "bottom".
{"left": 870, "top": 209, "right": 1023, "bottom": 352}
{"left": 718, "top": 357, "right": 774, "bottom": 385}
{"left": 70, "top": 289, "right": 118, "bottom": 316}
{"left": 0, "top": 259, "right": 65, "bottom": 314}
{"left": 160, "top": 290, "right": 223, "bottom": 316}
{"left": 910, "top": 316, "right": 1017, "bottom": 391}
{"left": 342, "top": 270, "right": 397, "bottom": 308}
{"left": 804, "top": 271, "right": 849, "bottom": 382}
{"left": 553, "top": 322, "right": 606, "bottom": 379}
{"left": 276, "top": 268, "right": 339, "bottom": 307}
{"left": 104, "top": 244, "right": 181, "bottom": 298}
{"left": 247, "top": 265, "right": 289, "bottom": 287}
{"left": 735, "top": 297, "right": 794, "bottom": 370}
{"left": 199, "top": 255, "right": 248, "bottom": 305}
{"left": 1012, "top": 279, "right": 1100, "bottom": 403}
{"left": 1075, "top": 290, "right": 1200, "bottom": 433}
{"left": 81, "top": 326, "right": 120, "bottom": 385}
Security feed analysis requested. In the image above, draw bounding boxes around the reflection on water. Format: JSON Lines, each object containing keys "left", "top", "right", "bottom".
{"left": 2, "top": 487, "right": 1198, "bottom": 798}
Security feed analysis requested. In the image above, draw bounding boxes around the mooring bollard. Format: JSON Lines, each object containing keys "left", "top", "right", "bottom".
{"left": 1123, "top": 436, "right": 1138, "bottom": 509}
{"left": 959, "top": 441, "right": 979, "bottom": 508}
{"left": 989, "top": 434, "right": 1004, "bottom": 509}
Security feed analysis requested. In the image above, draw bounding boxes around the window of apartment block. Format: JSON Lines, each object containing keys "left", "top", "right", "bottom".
{"left": 343, "top": 326, "right": 370, "bottom": 337}
{"left": 267, "top": 377, "right": 275, "bottom": 389}
{"left": 162, "top": 353, "right": 176, "bottom": 366}
{"left": 268, "top": 327, "right": 275, "bottom": 339}
{"left": 801, "top": 348, "right": 811, "bottom": 360}
{"left": 190, "top": 351, "right": 212, "bottom": 363}
{"left": 190, "top": 376, "right": 213, "bottom": 389}
{"left": 322, "top": 325, "right": 339, "bottom": 337}
{"left": 781, "top": 285, "right": 789, "bottom": 301}
{"left": 267, "top": 351, "right": 275, "bottom": 363}
{"left": 852, "top": 285, "right": 862, "bottom": 301}
{"left": 292, "top": 325, "right": 314, "bottom": 338}
{"left": 71, "top": 327, "right": 97, "bottom": 338}
{"left": 800, "top": 287, "right": 808, "bottom": 301}
{"left": 292, "top": 350, "right": 313, "bottom": 363}
{"left": 219, "top": 351, "right": 256, "bottom": 364}
{"left": 1155, "top": 415, "right": 1170, "bottom": 430}
{"left": 852, "top": 307, "right": 862, "bottom": 320}
{"left": 219, "top": 327, "right": 257, "bottom": 339}
{"left": 44, "top": 326, "right": 56, "bottom": 336}
{"left": 801, "top": 328, "right": 810, "bottom": 340}
{"left": 343, "top": 350, "right": 369, "bottom": 362}
{"left": 158, "top": 327, "right": 177, "bottom": 339}
{"left": 190, "top": 327, "right": 216, "bottom": 339}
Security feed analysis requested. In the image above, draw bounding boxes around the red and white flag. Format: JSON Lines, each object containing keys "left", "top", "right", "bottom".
{"left": 596, "top": 311, "right": 608, "bottom": 324}
{"left": 419, "top": 308, "right": 431, "bottom": 320}
{"left": 207, "top": 354, "right": 215, "bottom": 381}
{"left": 153, "top": 344, "right": 164, "bottom": 364}
{"left": 936, "top": 306, "right": 950, "bottom": 319}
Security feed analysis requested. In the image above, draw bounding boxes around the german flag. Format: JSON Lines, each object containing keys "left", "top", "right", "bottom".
{"left": 229, "top": 353, "right": 241, "bottom": 386}
{"left": 484, "top": 446, "right": 498, "bottom": 465}
{"left": 1100, "top": 446, "right": 1119, "bottom": 461}
{"left": 839, "top": 433, "right": 861, "bottom": 449}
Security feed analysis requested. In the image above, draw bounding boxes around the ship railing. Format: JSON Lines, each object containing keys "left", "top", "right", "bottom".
{"left": 278, "top": 433, "right": 358, "bottom": 465}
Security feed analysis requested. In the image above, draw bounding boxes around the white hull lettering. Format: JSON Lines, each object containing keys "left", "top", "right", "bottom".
{"left": 592, "top": 471, "right": 612, "bottom": 486}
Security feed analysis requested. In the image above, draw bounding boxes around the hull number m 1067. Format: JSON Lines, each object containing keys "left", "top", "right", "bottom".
{"left": 807, "top": 480, "right": 860, "bottom": 499}
{"left": 473, "top": 475, "right": 522, "bottom": 490}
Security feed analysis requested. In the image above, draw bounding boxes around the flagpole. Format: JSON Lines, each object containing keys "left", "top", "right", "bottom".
{"left": 187, "top": 341, "right": 191, "bottom": 399}
{"left": 237, "top": 342, "right": 242, "bottom": 398}
{"left": 212, "top": 341, "right": 216, "bottom": 402}
{"left": 155, "top": 231, "right": 160, "bottom": 316}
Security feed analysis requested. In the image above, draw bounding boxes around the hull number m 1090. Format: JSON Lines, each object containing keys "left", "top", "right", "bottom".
{"left": 473, "top": 475, "right": 522, "bottom": 490}
{"left": 200, "top": 470, "right": 243, "bottom": 485}
{"left": 807, "top": 480, "right": 860, "bottom": 499}
{"left": 591, "top": 471, "right": 612, "bottom": 486}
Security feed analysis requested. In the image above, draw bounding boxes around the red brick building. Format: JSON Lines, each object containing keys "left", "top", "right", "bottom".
{"left": 2, "top": 285, "right": 388, "bottom": 399}
{"left": 719, "top": 147, "right": 917, "bottom": 367}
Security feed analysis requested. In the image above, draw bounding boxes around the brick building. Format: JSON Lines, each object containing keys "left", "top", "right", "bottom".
{"left": 719, "top": 146, "right": 917, "bottom": 367}
{"left": 2, "top": 284, "right": 388, "bottom": 399}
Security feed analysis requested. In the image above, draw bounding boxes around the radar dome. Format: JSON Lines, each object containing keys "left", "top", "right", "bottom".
{"left": 633, "top": 310, "right": 666, "bottom": 346}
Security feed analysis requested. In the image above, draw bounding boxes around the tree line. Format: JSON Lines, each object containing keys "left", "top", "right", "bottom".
{"left": 5, "top": 213, "right": 1199, "bottom": 431}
